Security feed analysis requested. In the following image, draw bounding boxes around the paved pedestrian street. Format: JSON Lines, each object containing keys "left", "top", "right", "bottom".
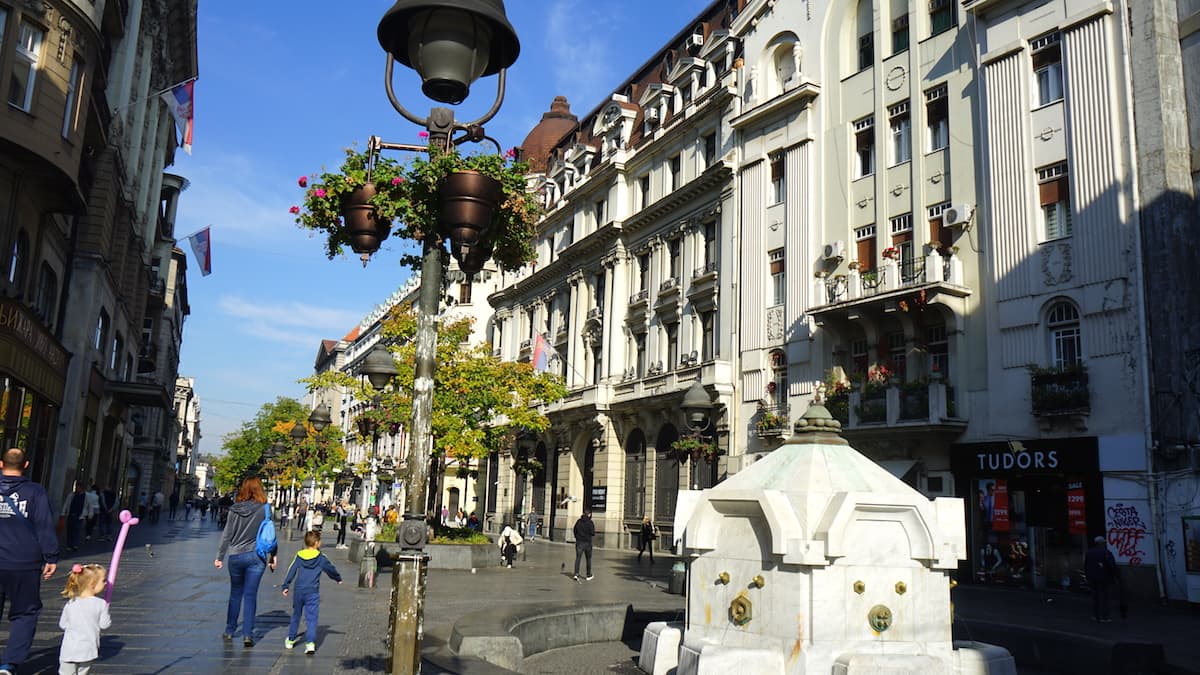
{"left": 14, "top": 516, "right": 392, "bottom": 675}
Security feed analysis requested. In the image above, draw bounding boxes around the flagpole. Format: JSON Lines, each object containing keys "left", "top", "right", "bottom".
{"left": 111, "top": 77, "right": 198, "bottom": 115}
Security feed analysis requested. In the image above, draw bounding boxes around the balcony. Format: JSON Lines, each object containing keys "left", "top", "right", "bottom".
{"left": 628, "top": 289, "right": 649, "bottom": 306}
{"left": 587, "top": 307, "right": 604, "bottom": 321}
{"left": 811, "top": 252, "right": 971, "bottom": 328}
{"left": 656, "top": 276, "right": 682, "bottom": 315}
{"left": 1031, "top": 368, "right": 1089, "bottom": 429}
{"left": 692, "top": 261, "right": 719, "bottom": 280}
{"left": 687, "top": 263, "right": 719, "bottom": 311}
{"left": 825, "top": 381, "right": 965, "bottom": 439}
{"left": 755, "top": 403, "right": 791, "bottom": 438}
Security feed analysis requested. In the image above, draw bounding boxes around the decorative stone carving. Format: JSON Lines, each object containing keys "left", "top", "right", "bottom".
{"left": 1041, "top": 242, "right": 1073, "bottom": 286}
{"left": 765, "top": 306, "right": 785, "bottom": 342}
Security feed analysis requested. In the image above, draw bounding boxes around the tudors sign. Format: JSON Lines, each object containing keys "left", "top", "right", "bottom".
{"left": 952, "top": 437, "right": 1098, "bottom": 476}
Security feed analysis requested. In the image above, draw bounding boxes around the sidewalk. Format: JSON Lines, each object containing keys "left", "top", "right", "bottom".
{"left": 16, "top": 519, "right": 1200, "bottom": 674}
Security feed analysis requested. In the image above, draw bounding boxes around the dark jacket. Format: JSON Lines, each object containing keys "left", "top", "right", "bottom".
{"left": 573, "top": 516, "right": 595, "bottom": 546}
{"left": 216, "top": 500, "right": 268, "bottom": 561}
{"left": 0, "top": 474, "right": 60, "bottom": 570}
{"left": 1084, "top": 542, "right": 1119, "bottom": 584}
{"left": 282, "top": 548, "right": 342, "bottom": 597}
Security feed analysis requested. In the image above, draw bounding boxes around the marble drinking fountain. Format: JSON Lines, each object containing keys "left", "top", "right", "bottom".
{"left": 640, "top": 400, "right": 1015, "bottom": 675}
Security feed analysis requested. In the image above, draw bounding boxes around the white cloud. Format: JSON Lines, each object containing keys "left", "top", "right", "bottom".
{"left": 544, "top": 0, "right": 622, "bottom": 107}
{"left": 217, "top": 295, "right": 364, "bottom": 349}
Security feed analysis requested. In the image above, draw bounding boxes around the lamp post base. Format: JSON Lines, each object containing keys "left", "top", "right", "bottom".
{"left": 389, "top": 551, "right": 429, "bottom": 674}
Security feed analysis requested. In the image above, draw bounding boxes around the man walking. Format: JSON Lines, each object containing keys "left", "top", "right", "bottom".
{"left": 168, "top": 490, "right": 179, "bottom": 521}
{"left": 61, "top": 483, "right": 86, "bottom": 552}
{"left": 572, "top": 511, "right": 596, "bottom": 581}
{"left": 1084, "top": 535, "right": 1120, "bottom": 622}
{"left": 0, "top": 448, "right": 60, "bottom": 675}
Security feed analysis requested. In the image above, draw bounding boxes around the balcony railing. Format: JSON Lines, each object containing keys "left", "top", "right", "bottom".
{"left": 832, "top": 381, "right": 962, "bottom": 430}
{"left": 1031, "top": 368, "right": 1090, "bottom": 416}
{"left": 660, "top": 277, "right": 680, "bottom": 292}
{"left": 629, "top": 289, "right": 649, "bottom": 305}
{"left": 755, "top": 403, "right": 791, "bottom": 437}
{"left": 587, "top": 307, "right": 603, "bottom": 321}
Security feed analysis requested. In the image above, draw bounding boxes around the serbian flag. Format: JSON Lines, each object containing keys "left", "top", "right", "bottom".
{"left": 187, "top": 227, "right": 211, "bottom": 276}
{"left": 160, "top": 80, "right": 194, "bottom": 154}
{"left": 531, "top": 333, "right": 558, "bottom": 373}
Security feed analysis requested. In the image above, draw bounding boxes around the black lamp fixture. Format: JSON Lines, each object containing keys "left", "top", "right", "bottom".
{"left": 290, "top": 422, "right": 309, "bottom": 443}
{"left": 308, "top": 403, "right": 332, "bottom": 432}
{"left": 378, "top": 0, "right": 520, "bottom": 105}
{"left": 681, "top": 380, "right": 715, "bottom": 434}
{"left": 361, "top": 344, "right": 400, "bottom": 390}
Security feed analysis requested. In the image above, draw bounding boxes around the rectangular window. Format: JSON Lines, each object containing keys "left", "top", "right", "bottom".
{"left": 681, "top": 85, "right": 692, "bottom": 107}
{"left": 703, "top": 222, "right": 718, "bottom": 267}
{"left": 769, "top": 249, "right": 785, "bottom": 306}
{"left": 635, "top": 332, "right": 647, "bottom": 378}
{"left": 892, "top": 14, "right": 910, "bottom": 54}
{"left": 594, "top": 198, "right": 606, "bottom": 228}
{"left": 855, "top": 225, "right": 877, "bottom": 272}
{"left": 926, "top": 325, "right": 949, "bottom": 378}
{"left": 594, "top": 272, "right": 605, "bottom": 309}
{"left": 458, "top": 282, "right": 472, "bottom": 304}
{"left": 889, "top": 102, "right": 911, "bottom": 165}
{"left": 925, "top": 86, "right": 948, "bottom": 152}
{"left": 858, "top": 33, "right": 874, "bottom": 71}
{"left": 930, "top": 0, "right": 956, "bottom": 35}
{"left": 95, "top": 309, "right": 110, "bottom": 352}
{"left": 9, "top": 20, "right": 46, "bottom": 112}
{"left": 928, "top": 202, "right": 954, "bottom": 251}
{"left": 111, "top": 333, "right": 123, "bottom": 372}
{"left": 887, "top": 331, "right": 906, "bottom": 377}
{"left": 668, "top": 238, "right": 681, "bottom": 279}
{"left": 854, "top": 117, "right": 875, "bottom": 178}
{"left": 850, "top": 338, "right": 869, "bottom": 376}
{"left": 703, "top": 133, "right": 717, "bottom": 167}
{"left": 700, "top": 311, "right": 716, "bottom": 361}
{"left": 670, "top": 154, "right": 682, "bottom": 191}
{"left": 62, "top": 57, "right": 84, "bottom": 138}
{"left": 638, "top": 252, "right": 650, "bottom": 291}
{"left": 1032, "top": 33, "right": 1063, "bottom": 106}
{"left": 770, "top": 152, "right": 785, "bottom": 204}
{"left": 1038, "top": 163, "right": 1072, "bottom": 239}
{"left": 639, "top": 174, "right": 651, "bottom": 209}
{"left": 666, "top": 322, "right": 679, "bottom": 372}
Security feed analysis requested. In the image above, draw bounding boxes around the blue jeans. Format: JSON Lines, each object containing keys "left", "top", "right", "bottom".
{"left": 0, "top": 568, "right": 43, "bottom": 667}
{"left": 224, "top": 551, "right": 266, "bottom": 638}
{"left": 288, "top": 592, "right": 321, "bottom": 645}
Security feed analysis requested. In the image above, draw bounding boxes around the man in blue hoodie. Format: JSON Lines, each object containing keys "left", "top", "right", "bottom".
{"left": 281, "top": 530, "right": 342, "bottom": 655}
{"left": 0, "top": 448, "right": 59, "bottom": 675}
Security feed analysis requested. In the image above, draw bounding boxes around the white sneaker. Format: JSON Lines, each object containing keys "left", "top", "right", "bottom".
{"left": 586, "top": 575, "right": 595, "bottom": 580}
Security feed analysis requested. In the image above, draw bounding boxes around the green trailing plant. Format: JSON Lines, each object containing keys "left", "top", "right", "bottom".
{"left": 293, "top": 144, "right": 541, "bottom": 271}
{"left": 511, "top": 457, "right": 544, "bottom": 475}
{"left": 669, "top": 436, "right": 723, "bottom": 463}
{"left": 756, "top": 411, "right": 788, "bottom": 433}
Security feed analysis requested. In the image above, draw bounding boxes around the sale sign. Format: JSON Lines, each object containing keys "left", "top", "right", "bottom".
{"left": 1067, "top": 480, "right": 1087, "bottom": 534}
{"left": 992, "top": 480, "right": 1010, "bottom": 532}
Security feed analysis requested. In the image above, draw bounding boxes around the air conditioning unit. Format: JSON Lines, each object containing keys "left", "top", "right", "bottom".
{"left": 822, "top": 240, "right": 845, "bottom": 261}
{"left": 646, "top": 108, "right": 660, "bottom": 123}
{"left": 944, "top": 204, "right": 974, "bottom": 228}
{"left": 689, "top": 33, "right": 704, "bottom": 48}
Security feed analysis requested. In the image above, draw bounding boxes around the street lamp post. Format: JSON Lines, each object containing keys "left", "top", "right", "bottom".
{"left": 681, "top": 380, "right": 718, "bottom": 490}
{"left": 360, "top": 344, "right": 399, "bottom": 514}
{"left": 373, "top": 3, "right": 520, "bottom": 672}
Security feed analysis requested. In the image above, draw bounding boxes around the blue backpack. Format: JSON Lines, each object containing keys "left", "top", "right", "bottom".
{"left": 256, "top": 503, "right": 277, "bottom": 561}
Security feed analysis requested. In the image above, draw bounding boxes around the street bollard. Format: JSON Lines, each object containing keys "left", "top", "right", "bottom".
{"left": 359, "top": 541, "right": 376, "bottom": 588}
{"left": 668, "top": 561, "right": 686, "bottom": 595}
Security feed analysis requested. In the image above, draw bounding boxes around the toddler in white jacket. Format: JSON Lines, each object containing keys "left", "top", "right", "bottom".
{"left": 58, "top": 563, "right": 111, "bottom": 675}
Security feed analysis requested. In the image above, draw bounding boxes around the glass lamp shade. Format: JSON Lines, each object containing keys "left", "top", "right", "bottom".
{"left": 378, "top": 0, "right": 520, "bottom": 105}
{"left": 362, "top": 346, "right": 399, "bottom": 390}
{"left": 309, "top": 403, "right": 332, "bottom": 431}
{"left": 290, "top": 424, "right": 309, "bottom": 442}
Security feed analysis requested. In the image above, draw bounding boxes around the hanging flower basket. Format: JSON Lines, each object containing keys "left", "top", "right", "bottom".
{"left": 293, "top": 143, "right": 540, "bottom": 271}
{"left": 341, "top": 182, "right": 391, "bottom": 254}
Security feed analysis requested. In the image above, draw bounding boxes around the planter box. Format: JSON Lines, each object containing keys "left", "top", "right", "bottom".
{"left": 374, "top": 541, "right": 497, "bottom": 570}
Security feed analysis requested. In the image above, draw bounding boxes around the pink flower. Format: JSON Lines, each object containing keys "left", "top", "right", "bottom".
{"left": 418, "top": 131, "right": 429, "bottom": 139}
{"left": 313, "top": 188, "right": 326, "bottom": 198}
{"left": 289, "top": 205, "right": 300, "bottom": 214}
{"left": 298, "top": 176, "right": 308, "bottom": 187}
{"left": 504, "top": 147, "right": 517, "bottom": 159}
{"left": 391, "top": 176, "right": 403, "bottom": 185}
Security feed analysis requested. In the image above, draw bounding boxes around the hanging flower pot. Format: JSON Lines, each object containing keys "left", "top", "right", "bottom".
{"left": 341, "top": 182, "right": 390, "bottom": 255}
{"left": 438, "top": 170, "right": 502, "bottom": 249}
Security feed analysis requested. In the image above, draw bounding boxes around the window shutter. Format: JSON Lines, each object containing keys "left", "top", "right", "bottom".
{"left": 857, "top": 239, "right": 877, "bottom": 271}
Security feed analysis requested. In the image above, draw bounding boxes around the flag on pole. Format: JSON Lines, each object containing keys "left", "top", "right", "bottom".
{"left": 186, "top": 227, "right": 212, "bottom": 276}
{"left": 531, "top": 333, "right": 559, "bottom": 373}
{"left": 160, "top": 80, "right": 194, "bottom": 154}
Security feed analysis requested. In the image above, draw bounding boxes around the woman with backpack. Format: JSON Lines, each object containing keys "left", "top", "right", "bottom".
{"left": 213, "top": 476, "right": 276, "bottom": 647}
{"left": 497, "top": 523, "right": 523, "bottom": 568}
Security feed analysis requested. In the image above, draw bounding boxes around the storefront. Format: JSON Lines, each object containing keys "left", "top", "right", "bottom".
{"left": 0, "top": 298, "right": 68, "bottom": 485}
{"left": 952, "top": 437, "right": 1102, "bottom": 590}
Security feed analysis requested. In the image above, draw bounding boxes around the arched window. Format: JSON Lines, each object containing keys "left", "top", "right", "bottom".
{"left": 654, "top": 425, "right": 680, "bottom": 521}
{"left": 34, "top": 262, "right": 57, "bottom": 326}
{"left": 1047, "top": 301, "right": 1081, "bottom": 368}
{"left": 856, "top": 0, "right": 875, "bottom": 71}
{"left": 624, "top": 430, "right": 647, "bottom": 519}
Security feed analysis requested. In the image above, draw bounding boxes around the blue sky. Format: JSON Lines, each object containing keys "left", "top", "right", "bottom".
{"left": 173, "top": 1, "right": 714, "bottom": 454}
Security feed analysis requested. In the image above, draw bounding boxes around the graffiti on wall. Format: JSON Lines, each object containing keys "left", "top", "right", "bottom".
{"left": 1105, "top": 499, "right": 1156, "bottom": 566}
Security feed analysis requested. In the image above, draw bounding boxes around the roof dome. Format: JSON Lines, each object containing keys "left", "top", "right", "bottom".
{"left": 518, "top": 96, "right": 578, "bottom": 173}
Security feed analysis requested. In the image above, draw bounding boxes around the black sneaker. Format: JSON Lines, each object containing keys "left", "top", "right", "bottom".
{"left": 244, "top": 637, "right": 254, "bottom": 647}
{"left": 222, "top": 633, "right": 233, "bottom": 641}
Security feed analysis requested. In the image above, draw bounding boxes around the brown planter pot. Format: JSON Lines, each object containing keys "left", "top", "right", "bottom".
{"left": 438, "top": 170, "right": 502, "bottom": 247}
{"left": 341, "top": 182, "right": 390, "bottom": 254}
